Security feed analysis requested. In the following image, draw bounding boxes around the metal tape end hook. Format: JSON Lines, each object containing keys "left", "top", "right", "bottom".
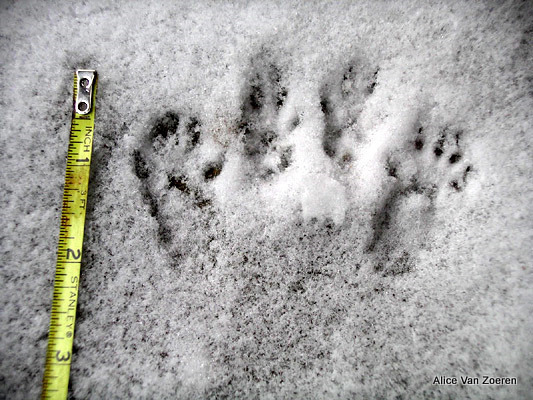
{"left": 75, "top": 69, "right": 96, "bottom": 115}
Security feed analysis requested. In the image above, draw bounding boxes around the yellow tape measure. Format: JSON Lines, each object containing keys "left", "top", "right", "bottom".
{"left": 41, "top": 70, "right": 97, "bottom": 400}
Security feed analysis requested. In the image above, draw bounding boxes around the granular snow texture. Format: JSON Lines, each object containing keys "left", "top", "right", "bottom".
{"left": 1, "top": 0, "right": 532, "bottom": 399}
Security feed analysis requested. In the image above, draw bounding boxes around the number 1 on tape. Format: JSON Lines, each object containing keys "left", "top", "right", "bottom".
{"left": 41, "top": 69, "right": 97, "bottom": 400}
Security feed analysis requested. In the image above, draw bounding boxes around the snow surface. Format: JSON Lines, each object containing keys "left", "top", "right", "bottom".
{"left": 1, "top": 0, "right": 532, "bottom": 398}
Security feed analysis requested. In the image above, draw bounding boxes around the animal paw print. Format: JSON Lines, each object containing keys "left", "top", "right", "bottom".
{"left": 366, "top": 120, "right": 474, "bottom": 276}
{"left": 132, "top": 111, "right": 222, "bottom": 251}
{"left": 238, "top": 48, "right": 287, "bottom": 177}
{"left": 223, "top": 49, "right": 379, "bottom": 225}
{"left": 319, "top": 62, "right": 379, "bottom": 161}
{"left": 431, "top": 127, "right": 473, "bottom": 192}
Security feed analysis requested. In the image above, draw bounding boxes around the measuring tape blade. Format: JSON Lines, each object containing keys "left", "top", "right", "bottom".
{"left": 41, "top": 69, "right": 97, "bottom": 400}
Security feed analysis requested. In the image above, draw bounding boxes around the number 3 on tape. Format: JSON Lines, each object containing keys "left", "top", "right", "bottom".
{"left": 41, "top": 69, "right": 97, "bottom": 400}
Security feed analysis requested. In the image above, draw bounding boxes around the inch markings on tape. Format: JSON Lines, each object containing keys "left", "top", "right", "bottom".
{"left": 41, "top": 69, "right": 97, "bottom": 400}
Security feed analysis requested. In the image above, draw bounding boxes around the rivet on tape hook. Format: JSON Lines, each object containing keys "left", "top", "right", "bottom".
{"left": 75, "top": 70, "right": 95, "bottom": 115}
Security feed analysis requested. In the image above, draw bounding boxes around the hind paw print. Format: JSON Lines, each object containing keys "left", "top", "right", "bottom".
{"left": 364, "top": 118, "right": 474, "bottom": 275}
{"left": 132, "top": 111, "right": 223, "bottom": 249}
{"left": 388, "top": 124, "right": 473, "bottom": 195}
{"left": 430, "top": 128, "right": 473, "bottom": 192}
